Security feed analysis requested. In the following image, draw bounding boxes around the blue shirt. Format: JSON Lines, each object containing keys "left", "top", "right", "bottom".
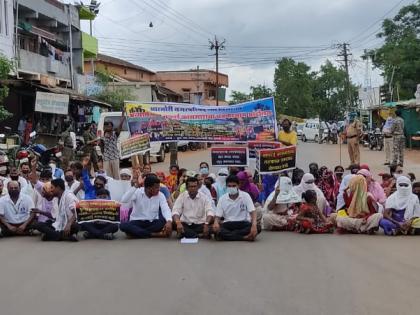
{"left": 82, "top": 169, "right": 97, "bottom": 200}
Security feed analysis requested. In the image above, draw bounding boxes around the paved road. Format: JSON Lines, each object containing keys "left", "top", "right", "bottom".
{"left": 1, "top": 142, "right": 419, "bottom": 315}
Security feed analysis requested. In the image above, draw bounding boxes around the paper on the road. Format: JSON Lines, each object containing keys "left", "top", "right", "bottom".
{"left": 180, "top": 238, "right": 199, "bottom": 244}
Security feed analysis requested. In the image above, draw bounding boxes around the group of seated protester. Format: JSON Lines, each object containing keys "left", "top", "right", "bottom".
{"left": 0, "top": 156, "right": 419, "bottom": 241}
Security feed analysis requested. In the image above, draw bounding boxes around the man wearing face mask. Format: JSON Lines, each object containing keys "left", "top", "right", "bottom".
{"left": 64, "top": 169, "right": 84, "bottom": 200}
{"left": 119, "top": 175, "right": 173, "bottom": 239}
{"left": 4, "top": 166, "right": 29, "bottom": 196}
{"left": 0, "top": 181, "right": 36, "bottom": 236}
{"left": 172, "top": 177, "right": 214, "bottom": 239}
{"left": 213, "top": 175, "right": 260, "bottom": 241}
{"left": 278, "top": 119, "right": 297, "bottom": 146}
{"left": 81, "top": 156, "right": 107, "bottom": 200}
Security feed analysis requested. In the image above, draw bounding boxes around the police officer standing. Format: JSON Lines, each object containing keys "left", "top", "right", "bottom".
{"left": 344, "top": 113, "right": 362, "bottom": 168}
{"left": 390, "top": 108, "right": 405, "bottom": 166}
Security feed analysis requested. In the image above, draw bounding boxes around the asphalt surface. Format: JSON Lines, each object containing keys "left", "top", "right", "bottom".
{"left": 1, "top": 142, "right": 419, "bottom": 315}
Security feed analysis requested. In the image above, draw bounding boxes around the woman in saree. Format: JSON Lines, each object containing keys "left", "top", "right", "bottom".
{"left": 335, "top": 175, "right": 383, "bottom": 234}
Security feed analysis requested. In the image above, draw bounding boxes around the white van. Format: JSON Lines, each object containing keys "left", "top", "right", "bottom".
{"left": 97, "top": 112, "right": 166, "bottom": 163}
{"left": 302, "top": 119, "right": 320, "bottom": 142}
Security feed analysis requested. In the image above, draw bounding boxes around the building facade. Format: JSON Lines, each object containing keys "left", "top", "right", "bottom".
{"left": 155, "top": 69, "right": 229, "bottom": 105}
{"left": 0, "top": 0, "right": 14, "bottom": 60}
{"left": 84, "top": 53, "right": 155, "bottom": 82}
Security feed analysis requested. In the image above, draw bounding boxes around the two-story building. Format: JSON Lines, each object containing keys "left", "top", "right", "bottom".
{"left": 84, "top": 53, "right": 182, "bottom": 103}
{"left": 155, "top": 69, "right": 229, "bottom": 105}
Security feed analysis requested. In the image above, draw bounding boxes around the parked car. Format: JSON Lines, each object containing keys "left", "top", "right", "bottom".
{"left": 97, "top": 112, "right": 166, "bottom": 163}
{"left": 296, "top": 123, "right": 304, "bottom": 139}
{"left": 302, "top": 119, "right": 321, "bottom": 142}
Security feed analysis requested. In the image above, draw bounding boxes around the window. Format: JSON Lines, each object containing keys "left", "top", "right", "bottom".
{"left": 208, "top": 89, "right": 216, "bottom": 99}
{"left": 141, "top": 73, "right": 143, "bottom": 78}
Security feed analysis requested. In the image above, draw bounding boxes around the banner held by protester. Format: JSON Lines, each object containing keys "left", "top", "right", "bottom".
{"left": 124, "top": 97, "right": 277, "bottom": 142}
{"left": 76, "top": 200, "right": 121, "bottom": 224}
{"left": 120, "top": 133, "right": 150, "bottom": 159}
{"left": 257, "top": 146, "right": 297, "bottom": 174}
{"left": 211, "top": 147, "right": 248, "bottom": 167}
{"left": 248, "top": 141, "right": 282, "bottom": 159}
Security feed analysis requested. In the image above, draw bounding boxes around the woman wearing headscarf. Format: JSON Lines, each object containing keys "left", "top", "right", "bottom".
{"left": 334, "top": 165, "right": 345, "bottom": 184}
{"left": 237, "top": 171, "right": 260, "bottom": 203}
{"left": 213, "top": 168, "right": 228, "bottom": 203}
{"left": 318, "top": 169, "right": 339, "bottom": 209}
{"left": 294, "top": 173, "right": 329, "bottom": 216}
{"left": 335, "top": 175, "right": 383, "bottom": 234}
{"left": 261, "top": 174, "right": 279, "bottom": 202}
{"left": 380, "top": 176, "right": 420, "bottom": 235}
{"left": 357, "top": 169, "right": 386, "bottom": 207}
{"left": 262, "top": 176, "right": 301, "bottom": 231}
{"left": 336, "top": 174, "right": 354, "bottom": 211}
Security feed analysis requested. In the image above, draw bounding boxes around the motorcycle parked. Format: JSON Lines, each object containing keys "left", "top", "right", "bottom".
{"left": 369, "top": 128, "right": 384, "bottom": 151}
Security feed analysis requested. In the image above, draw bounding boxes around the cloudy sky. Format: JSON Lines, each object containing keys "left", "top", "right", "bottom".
{"left": 74, "top": 0, "right": 409, "bottom": 97}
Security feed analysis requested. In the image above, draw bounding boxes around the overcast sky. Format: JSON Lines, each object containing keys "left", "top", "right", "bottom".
{"left": 73, "top": 0, "right": 409, "bottom": 97}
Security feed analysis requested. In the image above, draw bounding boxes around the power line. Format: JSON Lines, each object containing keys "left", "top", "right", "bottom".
{"left": 348, "top": 0, "right": 408, "bottom": 43}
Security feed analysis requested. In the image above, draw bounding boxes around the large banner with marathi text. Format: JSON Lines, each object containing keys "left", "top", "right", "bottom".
{"left": 124, "top": 97, "right": 277, "bottom": 142}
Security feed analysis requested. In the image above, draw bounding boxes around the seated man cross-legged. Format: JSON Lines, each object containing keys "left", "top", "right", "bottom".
{"left": 120, "top": 175, "right": 172, "bottom": 239}
{"left": 213, "top": 175, "right": 261, "bottom": 241}
{"left": 80, "top": 189, "right": 119, "bottom": 240}
{"left": 172, "top": 176, "right": 214, "bottom": 239}
{"left": 0, "top": 181, "right": 36, "bottom": 237}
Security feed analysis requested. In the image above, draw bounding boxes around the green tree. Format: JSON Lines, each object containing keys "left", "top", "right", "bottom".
{"left": 0, "top": 54, "right": 13, "bottom": 121}
{"left": 229, "top": 90, "right": 250, "bottom": 104}
{"left": 93, "top": 71, "right": 134, "bottom": 111}
{"left": 313, "top": 60, "right": 358, "bottom": 121}
{"left": 273, "top": 58, "right": 315, "bottom": 118}
{"left": 367, "top": 1, "right": 420, "bottom": 100}
{"left": 250, "top": 84, "right": 273, "bottom": 100}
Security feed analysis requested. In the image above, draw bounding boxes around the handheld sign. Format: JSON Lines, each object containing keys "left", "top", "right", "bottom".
{"left": 76, "top": 200, "right": 120, "bottom": 224}
{"left": 120, "top": 133, "right": 150, "bottom": 159}
{"left": 248, "top": 141, "right": 282, "bottom": 159}
{"left": 256, "top": 146, "right": 297, "bottom": 174}
{"left": 211, "top": 147, "right": 248, "bottom": 167}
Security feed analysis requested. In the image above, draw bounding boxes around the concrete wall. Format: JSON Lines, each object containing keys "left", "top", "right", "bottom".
{"left": 18, "top": 49, "right": 71, "bottom": 81}
{"left": 0, "top": 0, "right": 14, "bottom": 59}
{"left": 106, "top": 82, "right": 156, "bottom": 102}
{"left": 84, "top": 61, "right": 155, "bottom": 82}
{"left": 18, "top": 0, "right": 80, "bottom": 28}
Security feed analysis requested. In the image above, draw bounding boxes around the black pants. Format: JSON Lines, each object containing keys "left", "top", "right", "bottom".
{"left": 120, "top": 219, "right": 165, "bottom": 238}
{"left": 0, "top": 222, "right": 35, "bottom": 237}
{"left": 80, "top": 222, "right": 119, "bottom": 239}
{"left": 219, "top": 221, "right": 261, "bottom": 241}
{"left": 180, "top": 223, "right": 206, "bottom": 239}
{"left": 33, "top": 221, "right": 79, "bottom": 241}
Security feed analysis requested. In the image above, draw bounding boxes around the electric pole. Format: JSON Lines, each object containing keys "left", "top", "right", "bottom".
{"left": 209, "top": 36, "right": 225, "bottom": 106}
{"left": 337, "top": 43, "right": 353, "bottom": 110}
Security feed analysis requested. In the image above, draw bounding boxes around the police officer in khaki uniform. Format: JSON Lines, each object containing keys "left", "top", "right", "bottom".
{"left": 390, "top": 109, "right": 405, "bottom": 166}
{"left": 344, "top": 113, "right": 362, "bottom": 167}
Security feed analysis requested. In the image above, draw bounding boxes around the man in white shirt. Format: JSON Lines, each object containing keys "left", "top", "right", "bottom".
{"left": 213, "top": 175, "right": 260, "bottom": 241}
{"left": 172, "top": 176, "right": 214, "bottom": 239}
{"left": 34, "top": 178, "right": 79, "bottom": 241}
{"left": 120, "top": 175, "right": 172, "bottom": 238}
{"left": 0, "top": 181, "right": 36, "bottom": 236}
{"left": 64, "top": 169, "right": 84, "bottom": 200}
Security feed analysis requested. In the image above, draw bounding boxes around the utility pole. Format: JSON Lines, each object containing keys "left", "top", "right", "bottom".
{"left": 337, "top": 43, "right": 353, "bottom": 110}
{"left": 196, "top": 65, "right": 201, "bottom": 104}
{"left": 209, "top": 36, "right": 225, "bottom": 106}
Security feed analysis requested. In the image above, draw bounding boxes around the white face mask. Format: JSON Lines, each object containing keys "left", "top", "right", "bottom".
{"left": 49, "top": 163, "right": 56, "bottom": 170}
{"left": 227, "top": 187, "right": 239, "bottom": 195}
